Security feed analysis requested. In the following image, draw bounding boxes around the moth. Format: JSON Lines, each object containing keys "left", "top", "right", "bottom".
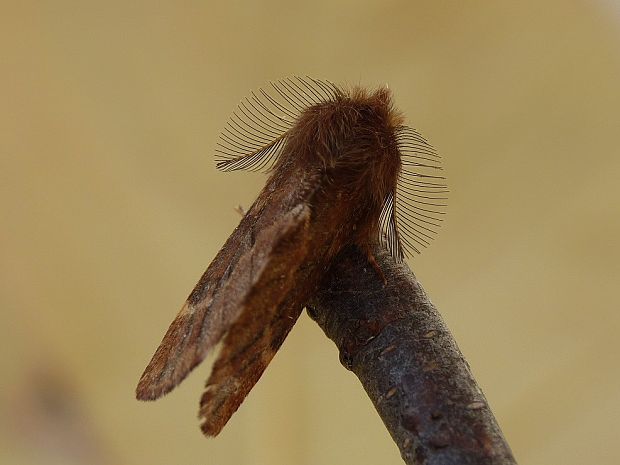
{"left": 136, "top": 77, "right": 446, "bottom": 436}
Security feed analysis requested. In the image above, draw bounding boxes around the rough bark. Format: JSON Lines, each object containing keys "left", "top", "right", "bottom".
{"left": 306, "top": 245, "right": 517, "bottom": 465}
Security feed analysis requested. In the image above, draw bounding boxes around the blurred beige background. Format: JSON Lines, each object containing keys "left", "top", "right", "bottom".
{"left": 1, "top": 1, "right": 619, "bottom": 464}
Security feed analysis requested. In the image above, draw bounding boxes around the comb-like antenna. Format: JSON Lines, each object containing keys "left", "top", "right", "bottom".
{"left": 379, "top": 125, "right": 447, "bottom": 260}
{"left": 215, "top": 77, "right": 341, "bottom": 172}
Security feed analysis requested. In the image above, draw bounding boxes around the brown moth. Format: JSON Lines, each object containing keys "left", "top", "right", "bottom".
{"left": 135, "top": 77, "right": 446, "bottom": 436}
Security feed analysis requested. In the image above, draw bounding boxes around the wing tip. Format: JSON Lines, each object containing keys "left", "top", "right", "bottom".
{"left": 134, "top": 301, "right": 208, "bottom": 402}
{"left": 197, "top": 384, "right": 237, "bottom": 437}
{"left": 135, "top": 374, "right": 171, "bottom": 401}
{"left": 200, "top": 419, "right": 222, "bottom": 437}
{"left": 135, "top": 353, "right": 203, "bottom": 401}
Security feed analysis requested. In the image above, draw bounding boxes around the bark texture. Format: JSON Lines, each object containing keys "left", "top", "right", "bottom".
{"left": 307, "top": 245, "right": 517, "bottom": 465}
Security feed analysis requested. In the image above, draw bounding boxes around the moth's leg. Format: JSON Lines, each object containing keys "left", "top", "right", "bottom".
{"left": 367, "top": 251, "right": 387, "bottom": 286}
{"left": 234, "top": 204, "right": 247, "bottom": 217}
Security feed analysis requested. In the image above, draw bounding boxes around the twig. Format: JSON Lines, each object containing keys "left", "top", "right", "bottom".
{"left": 306, "top": 245, "right": 517, "bottom": 465}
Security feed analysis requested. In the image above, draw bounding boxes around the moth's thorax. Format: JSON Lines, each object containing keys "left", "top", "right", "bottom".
{"left": 263, "top": 87, "right": 406, "bottom": 259}
{"left": 282, "top": 87, "right": 403, "bottom": 205}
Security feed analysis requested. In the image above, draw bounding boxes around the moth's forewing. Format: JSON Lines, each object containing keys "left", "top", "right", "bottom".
{"left": 136, "top": 203, "right": 312, "bottom": 434}
{"left": 198, "top": 204, "right": 312, "bottom": 435}
{"left": 135, "top": 213, "right": 255, "bottom": 402}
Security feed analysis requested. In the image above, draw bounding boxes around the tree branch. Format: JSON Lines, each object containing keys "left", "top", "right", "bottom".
{"left": 306, "top": 245, "right": 517, "bottom": 465}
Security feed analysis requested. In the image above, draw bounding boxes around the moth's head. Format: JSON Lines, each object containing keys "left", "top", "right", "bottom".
{"left": 305, "top": 86, "right": 405, "bottom": 203}
{"left": 346, "top": 86, "right": 404, "bottom": 131}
